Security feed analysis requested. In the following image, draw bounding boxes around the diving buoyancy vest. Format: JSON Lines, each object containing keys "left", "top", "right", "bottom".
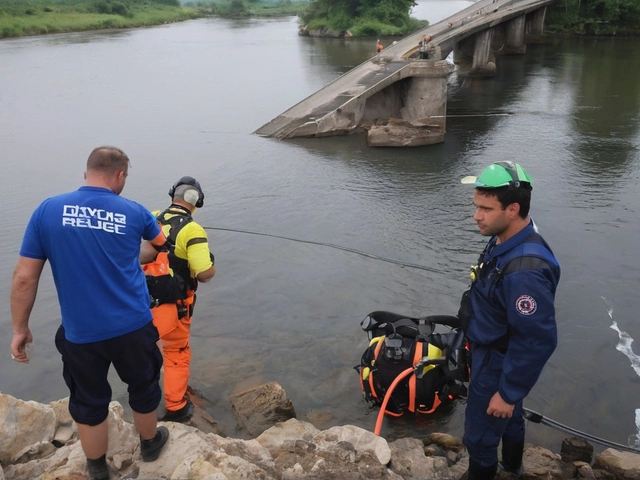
{"left": 143, "top": 206, "right": 196, "bottom": 309}
{"left": 156, "top": 205, "right": 198, "bottom": 292}
{"left": 458, "top": 231, "right": 559, "bottom": 350}
{"left": 357, "top": 311, "right": 469, "bottom": 416}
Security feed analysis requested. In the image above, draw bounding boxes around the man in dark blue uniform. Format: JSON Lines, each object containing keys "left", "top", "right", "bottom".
{"left": 458, "top": 162, "right": 560, "bottom": 480}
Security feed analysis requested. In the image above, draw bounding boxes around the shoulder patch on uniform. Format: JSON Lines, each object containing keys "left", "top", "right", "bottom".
{"left": 515, "top": 295, "right": 537, "bottom": 315}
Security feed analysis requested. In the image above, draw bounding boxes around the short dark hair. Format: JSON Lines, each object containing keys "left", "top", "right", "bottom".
{"left": 86, "top": 146, "right": 130, "bottom": 174}
{"left": 477, "top": 183, "right": 532, "bottom": 218}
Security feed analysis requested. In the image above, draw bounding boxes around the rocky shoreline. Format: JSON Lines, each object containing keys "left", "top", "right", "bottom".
{"left": 2, "top": 384, "right": 640, "bottom": 479}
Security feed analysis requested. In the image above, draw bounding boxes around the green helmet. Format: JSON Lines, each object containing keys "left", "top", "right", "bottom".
{"left": 461, "top": 161, "right": 532, "bottom": 188}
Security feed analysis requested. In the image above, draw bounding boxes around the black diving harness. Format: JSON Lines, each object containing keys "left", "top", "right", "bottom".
{"left": 199, "top": 224, "right": 640, "bottom": 454}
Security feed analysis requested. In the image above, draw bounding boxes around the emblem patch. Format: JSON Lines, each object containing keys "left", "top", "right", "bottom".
{"left": 515, "top": 295, "right": 537, "bottom": 315}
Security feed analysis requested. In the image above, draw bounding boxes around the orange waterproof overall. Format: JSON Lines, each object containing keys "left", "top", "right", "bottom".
{"left": 152, "top": 292, "right": 195, "bottom": 412}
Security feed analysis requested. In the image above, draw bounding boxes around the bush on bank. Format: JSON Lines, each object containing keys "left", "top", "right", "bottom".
{"left": 299, "top": 0, "right": 427, "bottom": 37}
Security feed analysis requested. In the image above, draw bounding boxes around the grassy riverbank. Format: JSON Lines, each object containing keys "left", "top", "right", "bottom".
{"left": 0, "top": 1, "right": 199, "bottom": 38}
{"left": 0, "top": 0, "right": 308, "bottom": 39}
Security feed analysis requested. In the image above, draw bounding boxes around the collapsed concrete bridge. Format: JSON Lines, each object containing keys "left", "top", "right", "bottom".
{"left": 254, "top": 0, "right": 552, "bottom": 146}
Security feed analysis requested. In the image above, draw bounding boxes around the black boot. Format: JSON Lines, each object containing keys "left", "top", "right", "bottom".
{"left": 140, "top": 426, "right": 170, "bottom": 462}
{"left": 500, "top": 440, "right": 524, "bottom": 476}
{"left": 86, "top": 454, "right": 110, "bottom": 480}
{"left": 461, "top": 459, "right": 498, "bottom": 480}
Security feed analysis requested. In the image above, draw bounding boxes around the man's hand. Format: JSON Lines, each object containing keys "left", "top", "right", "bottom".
{"left": 11, "top": 330, "right": 33, "bottom": 363}
{"left": 486, "top": 392, "right": 515, "bottom": 418}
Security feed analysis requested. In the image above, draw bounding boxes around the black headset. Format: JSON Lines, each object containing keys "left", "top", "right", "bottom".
{"left": 168, "top": 176, "right": 205, "bottom": 208}
{"left": 495, "top": 161, "right": 524, "bottom": 188}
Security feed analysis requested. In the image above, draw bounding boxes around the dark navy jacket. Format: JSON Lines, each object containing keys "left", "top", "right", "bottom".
{"left": 466, "top": 220, "right": 560, "bottom": 405}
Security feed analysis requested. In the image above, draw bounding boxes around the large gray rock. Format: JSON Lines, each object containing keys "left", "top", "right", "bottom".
{"left": 313, "top": 424, "right": 392, "bottom": 465}
{"left": 49, "top": 398, "right": 77, "bottom": 446}
{"left": 428, "top": 432, "right": 464, "bottom": 451}
{"left": 367, "top": 118, "right": 444, "bottom": 147}
{"left": 257, "top": 418, "right": 321, "bottom": 458}
{"left": 138, "top": 422, "right": 277, "bottom": 480}
{"left": 561, "top": 436, "right": 594, "bottom": 463}
{"left": 0, "top": 394, "right": 56, "bottom": 465}
{"left": 229, "top": 381, "right": 297, "bottom": 437}
{"left": 521, "top": 445, "right": 577, "bottom": 479}
{"left": 3, "top": 401, "right": 137, "bottom": 480}
{"left": 389, "top": 437, "right": 454, "bottom": 480}
{"left": 594, "top": 448, "right": 640, "bottom": 480}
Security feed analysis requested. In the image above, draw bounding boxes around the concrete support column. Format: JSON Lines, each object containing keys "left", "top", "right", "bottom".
{"left": 453, "top": 36, "right": 475, "bottom": 66}
{"left": 525, "top": 6, "right": 547, "bottom": 44}
{"left": 470, "top": 29, "right": 496, "bottom": 77}
{"left": 400, "top": 62, "right": 452, "bottom": 127}
{"left": 501, "top": 14, "right": 526, "bottom": 54}
{"left": 366, "top": 61, "right": 454, "bottom": 146}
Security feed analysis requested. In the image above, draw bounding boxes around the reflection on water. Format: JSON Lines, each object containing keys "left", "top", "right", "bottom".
{"left": 568, "top": 38, "right": 640, "bottom": 177}
{"left": 1, "top": 7, "right": 640, "bottom": 449}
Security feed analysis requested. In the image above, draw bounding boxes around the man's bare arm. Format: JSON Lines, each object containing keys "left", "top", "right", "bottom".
{"left": 139, "top": 231, "right": 167, "bottom": 265}
{"left": 10, "top": 256, "right": 45, "bottom": 362}
{"left": 196, "top": 264, "right": 216, "bottom": 283}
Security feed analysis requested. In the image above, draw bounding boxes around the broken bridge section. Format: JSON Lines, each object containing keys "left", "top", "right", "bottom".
{"left": 255, "top": 0, "right": 553, "bottom": 146}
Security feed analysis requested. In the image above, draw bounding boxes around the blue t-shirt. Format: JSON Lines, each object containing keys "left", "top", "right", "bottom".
{"left": 20, "top": 186, "right": 161, "bottom": 343}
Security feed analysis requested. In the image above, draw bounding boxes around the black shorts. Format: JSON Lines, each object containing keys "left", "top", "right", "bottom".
{"left": 55, "top": 321, "right": 163, "bottom": 426}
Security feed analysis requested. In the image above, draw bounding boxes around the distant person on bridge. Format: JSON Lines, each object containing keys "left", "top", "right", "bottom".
{"left": 418, "top": 35, "right": 432, "bottom": 59}
{"left": 376, "top": 39, "right": 383, "bottom": 53}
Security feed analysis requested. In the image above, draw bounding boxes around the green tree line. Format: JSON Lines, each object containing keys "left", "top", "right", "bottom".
{"left": 546, "top": 0, "right": 640, "bottom": 34}
{"left": 300, "top": 0, "right": 426, "bottom": 36}
{"left": 183, "top": 0, "right": 307, "bottom": 18}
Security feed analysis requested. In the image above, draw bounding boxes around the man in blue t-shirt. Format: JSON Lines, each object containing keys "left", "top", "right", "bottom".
{"left": 10, "top": 146, "right": 171, "bottom": 479}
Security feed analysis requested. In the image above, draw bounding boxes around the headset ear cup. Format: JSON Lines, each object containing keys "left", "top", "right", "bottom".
{"left": 169, "top": 176, "right": 204, "bottom": 207}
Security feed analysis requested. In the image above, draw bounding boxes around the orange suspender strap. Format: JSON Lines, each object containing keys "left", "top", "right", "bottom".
{"left": 409, "top": 341, "right": 423, "bottom": 413}
{"left": 369, "top": 338, "right": 386, "bottom": 402}
{"left": 419, "top": 394, "right": 442, "bottom": 414}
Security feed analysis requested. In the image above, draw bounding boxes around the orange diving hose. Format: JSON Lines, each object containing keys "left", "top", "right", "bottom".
{"left": 374, "top": 366, "right": 416, "bottom": 436}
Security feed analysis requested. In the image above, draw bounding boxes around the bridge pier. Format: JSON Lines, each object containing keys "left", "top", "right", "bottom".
{"left": 499, "top": 14, "right": 527, "bottom": 55}
{"left": 525, "top": 6, "right": 547, "bottom": 43}
{"left": 453, "top": 29, "right": 496, "bottom": 77}
{"left": 366, "top": 61, "right": 454, "bottom": 146}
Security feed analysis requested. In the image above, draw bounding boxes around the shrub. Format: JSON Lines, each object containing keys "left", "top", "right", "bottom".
{"left": 328, "top": 8, "right": 352, "bottom": 32}
{"left": 94, "top": 1, "right": 112, "bottom": 14}
{"left": 218, "top": 0, "right": 248, "bottom": 16}
{"left": 305, "top": 17, "right": 329, "bottom": 31}
{"left": 110, "top": 1, "right": 131, "bottom": 16}
{"left": 1, "top": 26, "right": 21, "bottom": 38}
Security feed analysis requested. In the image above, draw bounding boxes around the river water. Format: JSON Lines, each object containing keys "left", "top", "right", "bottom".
{"left": 1, "top": 0, "right": 640, "bottom": 452}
